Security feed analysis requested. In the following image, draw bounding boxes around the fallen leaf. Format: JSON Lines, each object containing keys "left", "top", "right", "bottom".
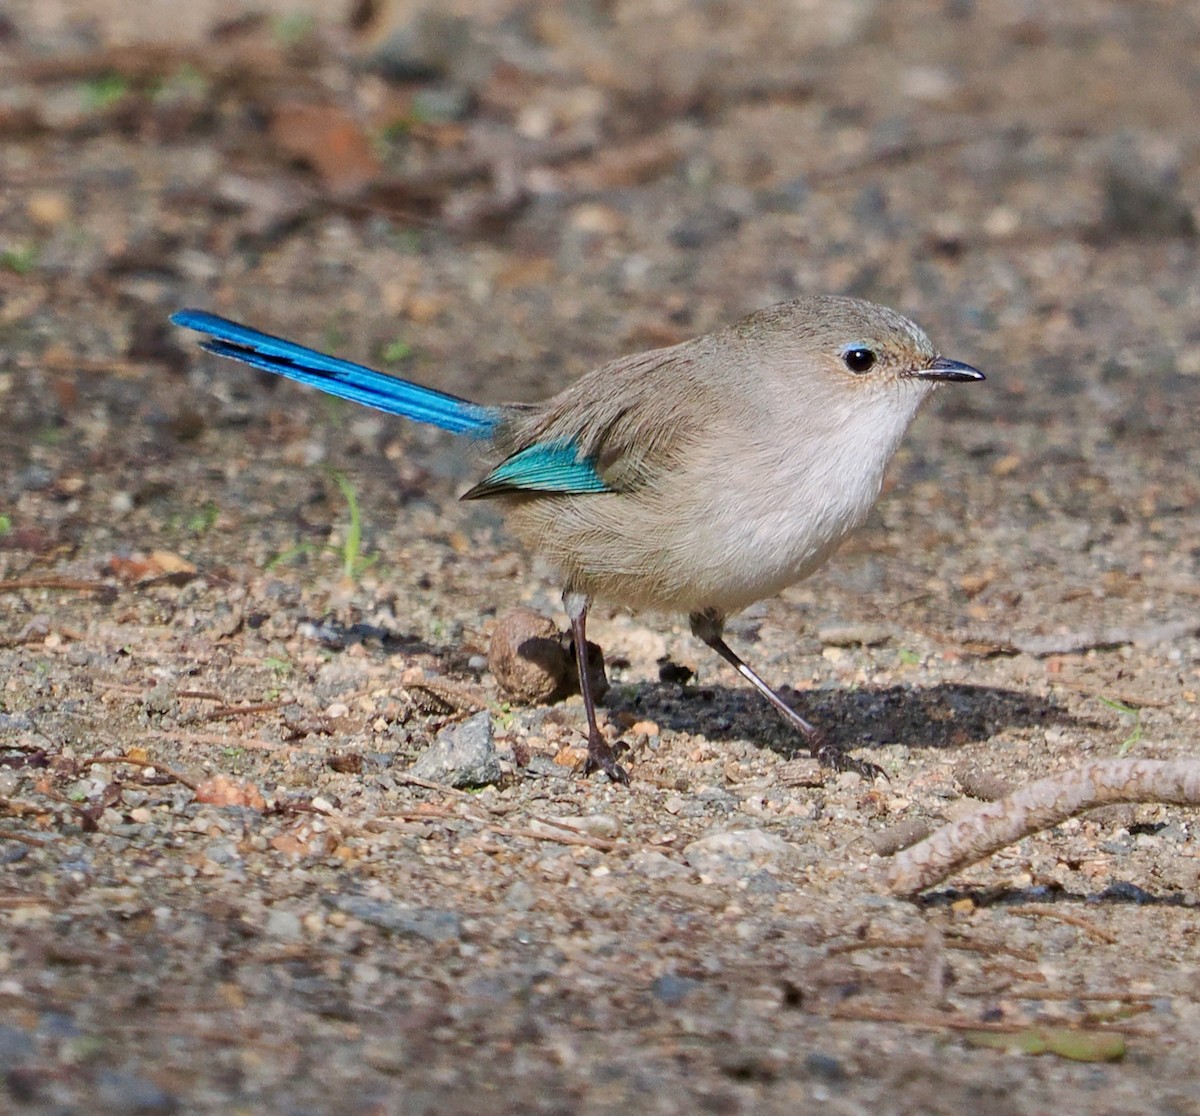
{"left": 271, "top": 102, "right": 381, "bottom": 197}
{"left": 148, "top": 550, "right": 196, "bottom": 575}
{"left": 108, "top": 550, "right": 196, "bottom": 582}
{"left": 965, "top": 1027, "right": 1125, "bottom": 1062}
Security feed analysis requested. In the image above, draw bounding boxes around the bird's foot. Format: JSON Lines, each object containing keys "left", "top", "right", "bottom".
{"left": 810, "top": 735, "right": 887, "bottom": 782}
{"left": 584, "top": 735, "right": 630, "bottom": 785}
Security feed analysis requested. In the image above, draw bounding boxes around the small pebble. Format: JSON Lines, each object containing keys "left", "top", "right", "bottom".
{"left": 489, "top": 608, "right": 573, "bottom": 703}
{"left": 410, "top": 711, "right": 501, "bottom": 787}
{"left": 683, "top": 829, "right": 795, "bottom": 880}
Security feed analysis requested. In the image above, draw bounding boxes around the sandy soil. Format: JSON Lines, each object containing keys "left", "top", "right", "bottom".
{"left": 2, "top": 1, "right": 1199, "bottom": 1112}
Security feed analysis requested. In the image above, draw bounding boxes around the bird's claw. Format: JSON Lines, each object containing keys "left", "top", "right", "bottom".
{"left": 584, "top": 736, "right": 630, "bottom": 785}
{"left": 813, "top": 740, "right": 887, "bottom": 781}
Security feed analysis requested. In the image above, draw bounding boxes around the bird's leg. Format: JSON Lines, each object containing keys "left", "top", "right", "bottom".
{"left": 689, "top": 609, "right": 884, "bottom": 780}
{"left": 563, "top": 590, "right": 629, "bottom": 784}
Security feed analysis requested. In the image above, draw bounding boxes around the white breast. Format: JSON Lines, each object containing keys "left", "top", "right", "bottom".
{"left": 663, "top": 383, "right": 927, "bottom": 613}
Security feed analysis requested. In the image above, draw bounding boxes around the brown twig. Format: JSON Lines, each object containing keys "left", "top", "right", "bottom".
{"left": 0, "top": 829, "right": 49, "bottom": 847}
{"left": 887, "top": 759, "right": 1200, "bottom": 896}
{"left": 484, "top": 822, "right": 618, "bottom": 851}
{"left": 141, "top": 728, "right": 294, "bottom": 752}
{"left": 0, "top": 576, "right": 112, "bottom": 594}
{"left": 827, "top": 1003, "right": 1149, "bottom": 1037}
{"left": 392, "top": 771, "right": 480, "bottom": 799}
{"left": 78, "top": 754, "right": 199, "bottom": 791}
{"left": 1005, "top": 905, "right": 1119, "bottom": 945}
{"left": 202, "top": 701, "right": 287, "bottom": 722}
{"left": 827, "top": 936, "right": 1039, "bottom": 963}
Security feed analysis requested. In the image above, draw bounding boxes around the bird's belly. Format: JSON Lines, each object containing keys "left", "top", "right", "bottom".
{"left": 507, "top": 466, "right": 880, "bottom": 616}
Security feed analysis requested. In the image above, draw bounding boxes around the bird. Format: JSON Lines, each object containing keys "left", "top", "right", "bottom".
{"left": 171, "top": 296, "right": 983, "bottom": 784}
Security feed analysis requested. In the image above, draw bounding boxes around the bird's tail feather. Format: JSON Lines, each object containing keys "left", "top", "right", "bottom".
{"left": 170, "top": 309, "right": 498, "bottom": 436}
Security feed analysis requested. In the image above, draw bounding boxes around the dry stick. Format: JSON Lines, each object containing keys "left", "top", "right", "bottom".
{"left": 484, "top": 822, "right": 618, "bottom": 852}
{"left": 886, "top": 759, "right": 1200, "bottom": 897}
{"left": 827, "top": 1003, "right": 1150, "bottom": 1037}
{"left": 0, "top": 576, "right": 111, "bottom": 593}
{"left": 141, "top": 728, "right": 293, "bottom": 753}
{"left": 392, "top": 771, "right": 480, "bottom": 799}
{"left": 827, "top": 937, "right": 1038, "bottom": 962}
{"left": 0, "top": 829, "right": 48, "bottom": 847}
{"left": 202, "top": 701, "right": 287, "bottom": 722}
{"left": 78, "top": 754, "right": 200, "bottom": 792}
{"left": 1005, "top": 905, "right": 1119, "bottom": 945}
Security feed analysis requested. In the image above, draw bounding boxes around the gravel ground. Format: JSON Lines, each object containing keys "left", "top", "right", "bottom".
{"left": 2, "top": 2, "right": 1200, "bottom": 1112}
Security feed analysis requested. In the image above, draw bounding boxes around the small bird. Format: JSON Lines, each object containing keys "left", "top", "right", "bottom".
{"left": 172, "top": 296, "right": 983, "bottom": 783}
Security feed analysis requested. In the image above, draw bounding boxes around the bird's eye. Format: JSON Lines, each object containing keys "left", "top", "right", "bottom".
{"left": 843, "top": 347, "right": 876, "bottom": 374}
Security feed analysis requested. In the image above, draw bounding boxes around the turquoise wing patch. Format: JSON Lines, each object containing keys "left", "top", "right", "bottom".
{"left": 461, "top": 441, "right": 611, "bottom": 500}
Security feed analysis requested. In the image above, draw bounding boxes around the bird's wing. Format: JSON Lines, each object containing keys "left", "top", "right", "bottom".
{"left": 462, "top": 345, "right": 715, "bottom": 501}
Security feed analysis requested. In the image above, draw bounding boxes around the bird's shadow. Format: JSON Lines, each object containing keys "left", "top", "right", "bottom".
{"left": 602, "top": 679, "right": 1101, "bottom": 758}
{"left": 919, "top": 882, "right": 1199, "bottom": 909}
{"left": 305, "top": 616, "right": 1102, "bottom": 757}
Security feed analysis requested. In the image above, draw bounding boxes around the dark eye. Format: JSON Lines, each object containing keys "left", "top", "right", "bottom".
{"left": 843, "top": 347, "right": 876, "bottom": 374}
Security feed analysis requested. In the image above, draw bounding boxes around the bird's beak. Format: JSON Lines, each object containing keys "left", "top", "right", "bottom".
{"left": 910, "top": 355, "right": 985, "bottom": 383}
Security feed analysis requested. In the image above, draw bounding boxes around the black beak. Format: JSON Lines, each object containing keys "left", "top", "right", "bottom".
{"left": 912, "top": 355, "right": 985, "bottom": 383}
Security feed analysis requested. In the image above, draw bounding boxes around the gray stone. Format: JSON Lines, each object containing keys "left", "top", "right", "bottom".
{"left": 0, "top": 1024, "right": 35, "bottom": 1067}
{"left": 627, "top": 850, "right": 693, "bottom": 880}
{"left": 265, "top": 908, "right": 303, "bottom": 943}
{"left": 650, "top": 973, "right": 702, "bottom": 1004}
{"left": 669, "top": 207, "right": 742, "bottom": 250}
{"left": 329, "top": 895, "right": 462, "bottom": 943}
{"left": 95, "top": 1068, "right": 179, "bottom": 1114}
{"left": 682, "top": 828, "right": 796, "bottom": 880}
{"left": 410, "top": 711, "right": 501, "bottom": 787}
{"left": 1102, "top": 132, "right": 1196, "bottom": 238}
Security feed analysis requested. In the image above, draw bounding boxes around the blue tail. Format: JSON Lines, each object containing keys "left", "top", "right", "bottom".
{"left": 171, "top": 309, "right": 499, "bottom": 436}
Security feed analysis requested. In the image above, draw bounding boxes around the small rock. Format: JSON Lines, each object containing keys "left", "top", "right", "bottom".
{"left": 1102, "top": 131, "right": 1196, "bottom": 238}
{"left": 328, "top": 895, "right": 462, "bottom": 942}
{"left": 411, "top": 711, "right": 501, "bottom": 787}
{"left": 411, "top": 84, "right": 474, "bottom": 123}
{"left": 194, "top": 775, "right": 266, "bottom": 810}
{"left": 683, "top": 828, "right": 795, "bottom": 879}
{"left": 26, "top": 190, "right": 70, "bottom": 228}
{"left": 265, "top": 908, "right": 303, "bottom": 943}
{"left": 489, "top": 609, "right": 572, "bottom": 703}
{"left": 0, "top": 1023, "right": 36, "bottom": 1065}
{"left": 817, "top": 623, "right": 891, "bottom": 647}
{"left": 627, "top": 850, "right": 693, "bottom": 879}
{"left": 359, "top": 9, "right": 478, "bottom": 83}
{"left": 761, "top": 176, "right": 810, "bottom": 213}
{"left": 488, "top": 607, "right": 608, "bottom": 705}
{"left": 804, "top": 1051, "right": 847, "bottom": 1082}
{"left": 669, "top": 206, "right": 742, "bottom": 249}
{"left": 778, "top": 758, "right": 825, "bottom": 787}
{"left": 16, "top": 464, "right": 53, "bottom": 492}
{"left": 532, "top": 814, "right": 620, "bottom": 838}
{"left": 95, "top": 1068, "right": 179, "bottom": 1114}
{"left": 1098, "top": 833, "right": 1136, "bottom": 857}
{"left": 504, "top": 880, "right": 536, "bottom": 911}
{"left": 1098, "top": 881, "right": 1156, "bottom": 904}
{"left": 650, "top": 973, "right": 702, "bottom": 1004}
